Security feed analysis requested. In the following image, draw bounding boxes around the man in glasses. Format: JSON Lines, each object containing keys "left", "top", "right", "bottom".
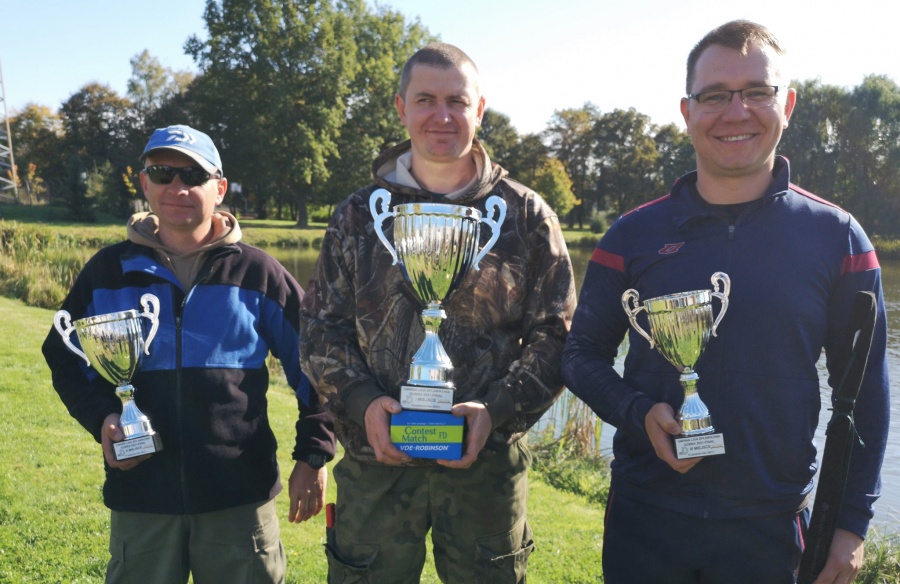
{"left": 42, "top": 124, "right": 335, "bottom": 583}
{"left": 299, "top": 44, "right": 576, "bottom": 582}
{"left": 563, "top": 20, "right": 889, "bottom": 583}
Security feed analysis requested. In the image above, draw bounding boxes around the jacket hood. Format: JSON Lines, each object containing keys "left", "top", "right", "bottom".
{"left": 126, "top": 211, "right": 243, "bottom": 258}
{"left": 371, "top": 138, "right": 507, "bottom": 204}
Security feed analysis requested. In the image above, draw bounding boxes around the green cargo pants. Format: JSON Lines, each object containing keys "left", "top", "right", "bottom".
{"left": 105, "top": 499, "right": 285, "bottom": 584}
{"left": 326, "top": 439, "right": 534, "bottom": 583}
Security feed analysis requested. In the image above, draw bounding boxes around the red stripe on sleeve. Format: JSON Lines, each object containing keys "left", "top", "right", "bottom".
{"left": 841, "top": 250, "right": 880, "bottom": 275}
{"left": 591, "top": 248, "right": 625, "bottom": 272}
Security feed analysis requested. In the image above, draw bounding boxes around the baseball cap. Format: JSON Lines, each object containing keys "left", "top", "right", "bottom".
{"left": 140, "top": 125, "right": 222, "bottom": 175}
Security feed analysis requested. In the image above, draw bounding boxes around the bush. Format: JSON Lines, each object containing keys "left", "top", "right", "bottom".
{"left": 589, "top": 214, "right": 607, "bottom": 234}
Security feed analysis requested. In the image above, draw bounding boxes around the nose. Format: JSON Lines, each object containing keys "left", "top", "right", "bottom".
{"left": 165, "top": 176, "right": 192, "bottom": 194}
{"left": 434, "top": 101, "right": 451, "bottom": 123}
{"left": 721, "top": 91, "right": 751, "bottom": 120}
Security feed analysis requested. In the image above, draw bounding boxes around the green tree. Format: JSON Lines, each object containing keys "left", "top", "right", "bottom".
{"left": 545, "top": 104, "right": 599, "bottom": 228}
{"left": 479, "top": 108, "right": 520, "bottom": 167}
{"left": 534, "top": 157, "right": 577, "bottom": 217}
{"left": 593, "top": 108, "right": 661, "bottom": 218}
{"left": 127, "top": 50, "right": 195, "bottom": 125}
{"left": 61, "top": 154, "right": 94, "bottom": 221}
{"left": 318, "top": 0, "right": 433, "bottom": 209}
{"left": 653, "top": 122, "right": 694, "bottom": 191}
{"left": 836, "top": 75, "right": 900, "bottom": 235}
{"left": 59, "top": 83, "right": 138, "bottom": 171}
{"left": 8, "top": 104, "right": 64, "bottom": 201}
{"left": 186, "top": 0, "right": 357, "bottom": 225}
{"left": 506, "top": 133, "right": 549, "bottom": 185}
{"left": 778, "top": 79, "right": 845, "bottom": 200}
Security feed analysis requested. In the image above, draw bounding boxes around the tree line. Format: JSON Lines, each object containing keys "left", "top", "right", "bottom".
{"left": 5, "top": 0, "right": 900, "bottom": 236}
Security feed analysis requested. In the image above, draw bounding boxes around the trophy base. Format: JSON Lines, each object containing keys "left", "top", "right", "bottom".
{"left": 674, "top": 432, "right": 725, "bottom": 459}
{"left": 390, "top": 410, "right": 464, "bottom": 460}
{"left": 114, "top": 433, "right": 163, "bottom": 461}
{"left": 400, "top": 385, "right": 454, "bottom": 411}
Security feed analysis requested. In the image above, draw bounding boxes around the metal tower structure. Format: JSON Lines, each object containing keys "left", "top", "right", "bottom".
{"left": 0, "top": 58, "right": 18, "bottom": 198}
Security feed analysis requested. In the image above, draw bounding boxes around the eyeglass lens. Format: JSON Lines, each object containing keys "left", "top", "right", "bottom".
{"left": 693, "top": 86, "right": 779, "bottom": 112}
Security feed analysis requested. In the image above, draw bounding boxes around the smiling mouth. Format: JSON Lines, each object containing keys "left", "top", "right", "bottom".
{"left": 719, "top": 134, "right": 754, "bottom": 142}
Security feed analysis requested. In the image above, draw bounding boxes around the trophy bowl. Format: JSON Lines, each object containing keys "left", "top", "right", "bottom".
{"left": 54, "top": 294, "right": 163, "bottom": 460}
{"left": 622, "top": 272, "right": 730, "bottom": 458}
{"left": 370, "top": 189, "right": 506, "bottom": 459}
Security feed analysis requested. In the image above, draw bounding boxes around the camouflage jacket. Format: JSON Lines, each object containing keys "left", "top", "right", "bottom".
{"left": 300, "top": 140, "right": 577, "bottom": 464}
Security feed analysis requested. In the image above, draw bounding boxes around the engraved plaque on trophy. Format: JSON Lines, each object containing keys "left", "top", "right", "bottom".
{"left": 370, "top": 189, "right": 506, "bottom": 459}
{"left": 622, "top": 273, "right": 730, "bottom": 459}
{"left": 54, "top": 294, "right": 164, "bottom": 460}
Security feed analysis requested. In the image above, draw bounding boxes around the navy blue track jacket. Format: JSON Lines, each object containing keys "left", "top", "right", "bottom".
{"left": 562, "top": 157, "right": 889, "bottom": 538}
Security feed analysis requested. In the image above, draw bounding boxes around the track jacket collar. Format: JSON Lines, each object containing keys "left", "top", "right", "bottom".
{"left": 669, "top": 156, "right": 792, "bottom": 230}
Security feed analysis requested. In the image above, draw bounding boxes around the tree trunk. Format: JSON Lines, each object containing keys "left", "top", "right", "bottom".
{"left": 295, "top": 189, "right": 309, "bottom": 228}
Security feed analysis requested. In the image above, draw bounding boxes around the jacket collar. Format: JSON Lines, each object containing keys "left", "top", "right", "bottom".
{"left": 668, "top": 156, "right": 792, "bottom": 229}
{"left": 370, "top": 138, "right": 507, "bottom": 204}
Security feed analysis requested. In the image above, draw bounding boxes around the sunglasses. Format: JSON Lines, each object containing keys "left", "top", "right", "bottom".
{"left": 143, "top": 165, "right": 220, "bottom": 187}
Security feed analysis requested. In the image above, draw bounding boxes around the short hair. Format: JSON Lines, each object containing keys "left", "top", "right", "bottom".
{"left": 686, "top": 20, "right": 786, "bottom": 94}
{"left": 398, "top": 43, "right": 479, "bottom": 99}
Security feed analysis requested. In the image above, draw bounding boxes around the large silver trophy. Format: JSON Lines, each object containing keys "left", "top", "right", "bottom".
{"left": 370, "top": 188, "right": 506, "bottom": 459}
{"left": 54, "top": 294, "right": 164, "bottom": 460}
{"left": 622, "top": 272, "right": 730, "bottom": 459}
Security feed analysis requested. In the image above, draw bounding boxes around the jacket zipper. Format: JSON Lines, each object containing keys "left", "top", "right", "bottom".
{"left": 174, "top": 297, "right": 189, "bottom": 509}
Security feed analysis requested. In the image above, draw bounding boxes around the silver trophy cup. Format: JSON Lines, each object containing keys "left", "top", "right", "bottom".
{"left": 622, "top": 272, "right": 730, "bottom": 459}
{"left": 54, "top": 294, "right": 164, "bottom": 460}
{"left": 370, "top": 188, "right": 506, "bottom": 410}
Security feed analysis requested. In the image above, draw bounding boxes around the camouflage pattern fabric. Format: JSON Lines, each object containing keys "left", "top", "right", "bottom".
{"left": 325, "top": 440, "right": 533, "bottom": 583}
{"left": 300, "top": 139, "right": 577, "bottom": 465}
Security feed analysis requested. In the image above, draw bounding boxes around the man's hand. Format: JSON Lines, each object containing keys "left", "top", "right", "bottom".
{"left": 100, "top": 413, "right": 150, "bottom": 470}
{"left": 645, "top": 402, "right": 702, "bottom": 473}
{"left": 364, "top": 396, "right": 410, "bottom": 465}
{"left": 810, "top": 528, "right": 864, "bottom": 584}
{"left": 287, "top": 460, "right": 327, "bottom": 523}
{"left": 437, "top": 400, "right": 492, "bottom": 469}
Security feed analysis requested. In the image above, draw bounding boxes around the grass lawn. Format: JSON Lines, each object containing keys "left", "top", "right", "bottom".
{"left": 0, "top": 296, "right": 605, "bottom": 582}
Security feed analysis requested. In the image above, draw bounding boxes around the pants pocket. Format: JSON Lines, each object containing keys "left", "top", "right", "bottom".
{"left": 474, "top": 519, "right": 534, "bottom": 584}
{"left": 325, "top": 529, "right": 379, "bottom": 584}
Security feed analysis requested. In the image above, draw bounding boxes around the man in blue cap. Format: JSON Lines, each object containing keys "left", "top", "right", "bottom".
{"left": 43, "top": 124, "right": 335, "bottom": 583}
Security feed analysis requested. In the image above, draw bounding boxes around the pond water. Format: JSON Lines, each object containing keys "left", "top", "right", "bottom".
{"left": 269, "top": 246, "right": 900, "bottom": 531}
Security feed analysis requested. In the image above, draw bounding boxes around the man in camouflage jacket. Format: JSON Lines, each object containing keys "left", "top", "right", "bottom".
{"left": 298, "top": 43, "right": 576, "bottom": 583}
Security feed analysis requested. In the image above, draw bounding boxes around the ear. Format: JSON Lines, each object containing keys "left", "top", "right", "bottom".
{"left": 680, "top": 97, "right": 691, "bottom": 132}
{"left": 395, "top": 93, "right": 408, "bottom": 126}
{"left": 215, "top": 177, "right": 227, "bottom": 206}
{"left": 139, "top": 169, "right": 150, "bottom": 199}
{"left": 782, "top": 87, "right": 797, "bottom": 126}
{"left": 476, "top": 95, "right": 486, "bottom": 127}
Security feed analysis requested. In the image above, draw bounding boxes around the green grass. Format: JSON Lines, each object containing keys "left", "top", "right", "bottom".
{"left": 0, "top": 296, "right": 605, "bottom": 582}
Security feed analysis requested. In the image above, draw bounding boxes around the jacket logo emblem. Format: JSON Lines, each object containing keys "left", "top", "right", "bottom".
{"left": 659, "top": 243, "right": 684, "bottom": 255}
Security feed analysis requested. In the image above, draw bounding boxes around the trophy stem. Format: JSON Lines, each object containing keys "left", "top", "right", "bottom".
{"left": 116, "top": 384, "right": 157, "bottom": 440}
{"left": 678, "top": 370, "right": 714, "bottom": 436}
{"left": 407, "top": 305, "right": 455, "bottom": 388}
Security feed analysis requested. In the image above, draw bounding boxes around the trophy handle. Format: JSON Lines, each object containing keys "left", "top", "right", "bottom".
{"left": 621, "top": 289, "right": 656, "bottom": 349}
{"left": 472, "top": 195, "right": 507, "bottom": 270}
{"left": 53, "top": 310, "right": 91, "bottom": 367}
{"left": 139, "top": 294, "right": 160, "bottom": 355}
{"left": 369, "top": 189, "right": 399, "bottom": 265}
{"left": 710, "top": 271, "right": 731, "bottom": 337}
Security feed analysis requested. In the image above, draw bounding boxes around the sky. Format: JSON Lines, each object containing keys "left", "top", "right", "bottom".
{"left": 2, "top": 0, "right": 898, "bottom": 136}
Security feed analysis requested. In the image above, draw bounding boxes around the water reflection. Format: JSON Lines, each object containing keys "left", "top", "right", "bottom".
{"left": 271, "top": 245, "right": 900, "bottom": 530}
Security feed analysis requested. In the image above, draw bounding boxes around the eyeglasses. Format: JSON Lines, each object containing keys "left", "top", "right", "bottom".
{"left": 688, "top": 85, "right": 782, "bottom": 113}
{"left": 143, "top": 165, "right": 220, "bottom": 187}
